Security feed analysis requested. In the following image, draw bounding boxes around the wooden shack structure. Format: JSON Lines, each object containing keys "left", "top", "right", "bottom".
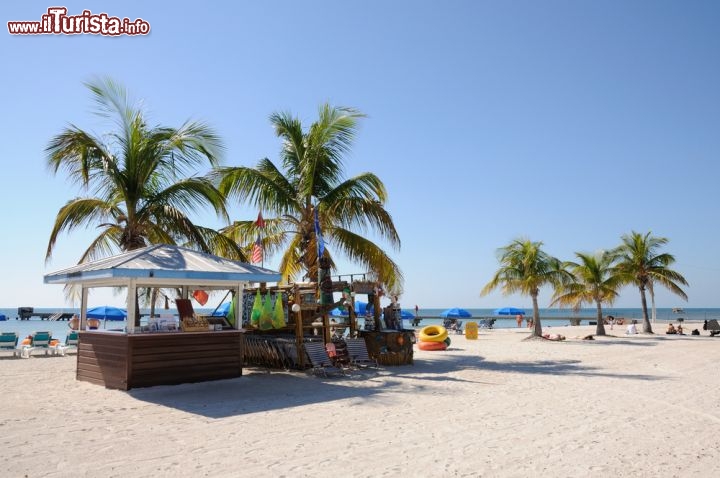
{"left": 43, "top": 244, "right": 281, "bottom": 390}
{"left": 44, "top": 245, "right": 412, "bottom": 390}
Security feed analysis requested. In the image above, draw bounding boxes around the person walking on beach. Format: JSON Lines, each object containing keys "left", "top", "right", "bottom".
{"left": 516, "top": 314, "right": 523, "bottom": 328}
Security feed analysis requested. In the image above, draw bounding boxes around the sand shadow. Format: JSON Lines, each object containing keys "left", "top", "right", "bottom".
{"left": 573, "top": 338, "right": 659, "bottom": 347}
{"left": 392, "top": 353, "right": 664, "bottom": 382}
{"left": 127, "top": 369, "right": 389, "bottom": 418}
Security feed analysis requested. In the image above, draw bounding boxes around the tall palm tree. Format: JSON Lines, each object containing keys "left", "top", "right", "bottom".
{"left": 551, "top": 251, "right": 623, "bottom": 336}
{"left": 613, "top": 231, "right": 688, "bottom": 333}
{"left": 216, "top": 103, "right": 402, "bottom": 291}
{"left": 46, "top": 78, "right": 239, "bottom": 316}
{"left": 481, "top": 238, "right": 571, "bottom": 338}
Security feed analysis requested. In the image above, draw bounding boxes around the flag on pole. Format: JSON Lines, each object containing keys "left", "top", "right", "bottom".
{"left": 255, "top": 211, "right": 265, "bottom": 228}
{"left": 314, "top": 207, "right": 325, "bottom": 257}
{"left": 251, "top": 236, "right": 262, "bottom": 264}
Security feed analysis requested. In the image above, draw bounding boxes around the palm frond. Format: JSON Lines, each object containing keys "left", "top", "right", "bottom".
{"left": 330, "top": 227, "right": 403, "bottom": 291}
{"left": 46, "top": 198, "right": 123, "bottom": 261}
{"left": 216, "top": 163, "right": 297, "bottom": 215}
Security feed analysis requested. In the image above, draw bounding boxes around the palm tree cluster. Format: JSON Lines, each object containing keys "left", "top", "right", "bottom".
{"left": 481, "top": 232, "right": 688, "bottom": 338}
{"left": 45, "top": 78, "right": 403, "bottom": 304}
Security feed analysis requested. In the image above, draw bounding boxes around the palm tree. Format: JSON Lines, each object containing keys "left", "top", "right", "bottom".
{"left": 551, "top": 251, "right": 623, "bottom": 336}
{"left": 613, "top": 231, "right": 688, "bottom": 333}
{"left": 46, "top": 78, "right": 239, "bottom": 317}
{"left": 216, "top": 103, "right": 402, "bottom": 291}
{"left": 481, "top": 238, "right": 571, "bottom": 338}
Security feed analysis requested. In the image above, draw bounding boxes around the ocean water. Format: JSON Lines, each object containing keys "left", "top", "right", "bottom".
{"left": 409, "top": 307, "right": 719, "bottom": 329}
{"left": 1, "top": 306, "right": 716, "bottom": 341}
{"left": 0, "top": 307, "right": 196, "bottom": 342}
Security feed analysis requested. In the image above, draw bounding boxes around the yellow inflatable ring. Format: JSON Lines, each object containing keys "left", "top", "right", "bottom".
{"left": 419, "top": 325, "right": 448, "bottom": 342}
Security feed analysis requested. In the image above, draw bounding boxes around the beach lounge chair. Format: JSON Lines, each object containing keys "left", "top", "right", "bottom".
{"left": 478, "top": 318, "right": 495, "bottom": 329}
{"left": 53, "top": 331, "right": 79, "bottom": 356}
{"left": 0, "top": 332, "right": 21, "bottom": 358}
{"left": 345, "top": 337, "right": 379, "bottom": 369}
{"left": 303, "top": 341, "right": 345, "bottom": 377}
{"left": 704, "top": 319, "right": 720, "bottom": 337}
{"left": 443, "top": 318, "right": 464, "bottom": 335}
{"left": 21, "top": 331, "right": 52, "bottom": 358}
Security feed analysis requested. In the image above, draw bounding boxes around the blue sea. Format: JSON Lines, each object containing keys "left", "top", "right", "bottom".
{"left": 1, "top": 306, "right": 717, "bottom": 342}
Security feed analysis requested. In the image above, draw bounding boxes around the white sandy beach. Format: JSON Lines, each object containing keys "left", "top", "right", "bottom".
{"left": 2, "top": 324, "right": 719, "bottom": 478}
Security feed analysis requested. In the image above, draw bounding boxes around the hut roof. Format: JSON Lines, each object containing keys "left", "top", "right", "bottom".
{"left": 44, "top": 244, "right": 281, "bottom": 287}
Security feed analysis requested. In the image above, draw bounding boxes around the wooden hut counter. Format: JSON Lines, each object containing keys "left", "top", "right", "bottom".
{"left": 76, "top": 329, "right": 245, "bottom": 390}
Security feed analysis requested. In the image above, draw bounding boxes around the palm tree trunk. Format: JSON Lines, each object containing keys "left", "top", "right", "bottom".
{"left": 648, "top": 282, "right": 657, "bottom": 324}
{"left": 595, "top": 301, "right": 606, "bottom": 336}
{"left": 639, "top": 286, "right": 653, "bottom": 333}
{"left": 531, "top": 293, "right": 542, "bottom": 337}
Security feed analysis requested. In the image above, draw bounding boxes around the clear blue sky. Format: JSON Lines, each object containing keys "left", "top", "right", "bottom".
{"left": 2, "top": 1, "right": 719, "bottom": 309}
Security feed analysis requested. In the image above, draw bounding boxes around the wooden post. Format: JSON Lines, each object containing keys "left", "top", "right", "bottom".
{"left": 373, "top": 292, "right": 382, "bottom": 331}
{"left": 234, "top": 283, "right": 243, "bottom": 330}
{"left": 80, "top": 287, "right": 88, "bottom": 331}
{"left": 322, "top": 309, "right": 330, "bottom": 344}
{"left": 349, "top": 292, "right": 357, "bottom": 335}
{"left": 127, "top": 279, "right": 137, "bottom": 332}
{"left": 293, "top": 285, "right": 304, "bottom": 368}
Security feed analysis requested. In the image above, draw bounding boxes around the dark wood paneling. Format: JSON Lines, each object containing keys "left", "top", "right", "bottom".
{"left": 77, "top": 331, "right": 244, "bottom": 390}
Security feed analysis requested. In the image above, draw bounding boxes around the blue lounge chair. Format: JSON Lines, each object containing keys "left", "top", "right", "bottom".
{"left": 21, "top": 331, "right": 52, "bottom": 358}
{"left": 53, "top": 331, "right": 79, "bottom": 356}
{"left": 0, "top": 332, "right": 21, "bottom": 358}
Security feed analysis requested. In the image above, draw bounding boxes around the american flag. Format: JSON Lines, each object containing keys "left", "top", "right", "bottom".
{"left": 251, "top": 237, "right": 262, "bottom": 264}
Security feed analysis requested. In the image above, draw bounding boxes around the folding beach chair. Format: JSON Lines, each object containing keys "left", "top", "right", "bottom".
{"left": 344, "top": 337, "right": 379, "bottom": 369}
{"left": 303, "top": 341, "right": 345, "bottom": 377}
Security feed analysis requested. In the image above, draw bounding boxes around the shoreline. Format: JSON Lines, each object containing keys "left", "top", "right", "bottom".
{"left": 2, "top": 325, "right": 720, "bottom": 477}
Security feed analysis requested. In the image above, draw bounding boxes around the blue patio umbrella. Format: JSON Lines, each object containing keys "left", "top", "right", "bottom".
{"left": 382, "top": 309, "right": 415, "bottom": 319}
{"left": 330, "top": 301, "right": 373, "bottom": 317}
{"left": 399, "top": 309, "right": 415, "bottom": 319}
{"left": 494, "top": 307, "right": 525, "bottom": 316}
{"left": 440, "top": 308, "right": 472, "bottom": 318}
{"left": 86, "top": 305, "right": 127, "bottom": 321}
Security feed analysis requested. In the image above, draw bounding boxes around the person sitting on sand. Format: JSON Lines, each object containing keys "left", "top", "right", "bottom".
{"left": 666, "top": 323, "right": 677, "bottom": 335}
{"left": 677, "top": 324, "right": 684, "bottom": 335}
{"left": 626, "top": 320, "right": 638, "bottom": 335}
